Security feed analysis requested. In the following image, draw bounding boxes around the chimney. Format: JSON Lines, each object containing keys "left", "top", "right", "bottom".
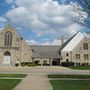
{"left": 61, "top": 35, "right": 64, "bottom": 46}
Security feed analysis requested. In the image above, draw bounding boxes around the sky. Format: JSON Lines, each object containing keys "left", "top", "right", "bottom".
{"left": 0, "top": 0, "right": 89, "bottom": 45}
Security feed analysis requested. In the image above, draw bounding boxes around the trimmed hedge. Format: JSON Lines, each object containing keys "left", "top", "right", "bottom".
{"left": 20, "top": 62, "right": 41, "bottom": 67}
{"left": 61, "top": 62, "right": 75, "bottom": 67}
{"left": 43, "top": 64, "right": 50, "bottom": 66}
{"left": 21, "top": 62, "right": 36, "bottom": 67}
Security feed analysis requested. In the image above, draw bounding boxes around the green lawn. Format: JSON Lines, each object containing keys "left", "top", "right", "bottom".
{"left": 0, "top": 74, "right": 26, "bottom": 90}
{"left": 48, "top": 74, "right": 90, "bottom": 79}
{"left": 50, "top": 80, "right": 90, "bottom": 90}
{"left": 0, "top": 79, "right": 21, "bottom": 90}
{"left": 70, "top": 66, "right": 90, "bottom": 70}
{"left": 0, "top": 74, "right": 27, "bottom": 78}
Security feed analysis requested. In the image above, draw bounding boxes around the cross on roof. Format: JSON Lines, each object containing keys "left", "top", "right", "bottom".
{"left": 7, "top": 18, "right": 12, "bottom": 25}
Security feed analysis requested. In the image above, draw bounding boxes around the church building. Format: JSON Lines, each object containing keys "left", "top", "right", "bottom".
{"left": 60, "top": 32, "right": 90, "bottom": 66}
{"left": 0, "top": 24, "right": 90, "bottom": 66}
{"left": 31, "top": 32, "right": 90, "bottom": 66}
{"left": 0, "top": 24, "right": 32, "bottom": 66}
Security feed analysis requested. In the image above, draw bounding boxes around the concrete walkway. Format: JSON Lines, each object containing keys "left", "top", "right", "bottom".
{"left": 0, "top": 66, "right": 90, "bottom": 90}
{"left": 13, "top": 75, "right": 52, "bottom": 90}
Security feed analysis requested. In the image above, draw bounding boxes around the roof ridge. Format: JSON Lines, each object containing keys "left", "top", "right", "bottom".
{"left": 59, "top": 32, "right": 78, "bottom": 51}
{"left": 60, "top": 32, "right": 85, "bottom": 51}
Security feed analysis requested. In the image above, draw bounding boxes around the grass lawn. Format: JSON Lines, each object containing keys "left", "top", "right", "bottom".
{"left": 0, "top": 74, "right": 27, "bottom": 78}
{"left": 48, "top": 74, "right": 90, "bottom": 79}
{"left": 70, "top": 66, "right": 90, "bottom": 70}
{"left": 0, "top": 79, "right": 21, "bottom": 90}
{"left": 50, "top": 80, "right": 90, "bottom": 90}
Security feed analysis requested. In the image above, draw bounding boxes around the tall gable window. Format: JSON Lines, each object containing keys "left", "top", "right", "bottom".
{"left": 5, "top": 31, "right": 12, "bottom": 46}
{"left": 84, "top": 43, "right": 88, "bottom": 50}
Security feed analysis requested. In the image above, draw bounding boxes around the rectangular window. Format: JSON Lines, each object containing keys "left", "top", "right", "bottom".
{"left": 84, "top": 54, "right": 89, "bottom": 60}
{"left": 76, "top": 54, "right": 80, "bottom": 60}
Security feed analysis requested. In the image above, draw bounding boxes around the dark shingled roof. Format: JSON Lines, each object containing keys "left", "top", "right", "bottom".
{"left": 30, "top": 33, "right": 79, "bottom": 59}
{"left": 30, "top": 45, "right": 61, "bottom": 59}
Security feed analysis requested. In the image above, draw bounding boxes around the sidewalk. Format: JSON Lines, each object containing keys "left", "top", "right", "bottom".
{"left": 13, "top": 75, "right": 52, "bottom": 90}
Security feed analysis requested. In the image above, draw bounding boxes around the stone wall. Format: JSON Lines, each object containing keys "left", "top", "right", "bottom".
{"left": 21, "top": 40, "right": 32, "bottom": 62}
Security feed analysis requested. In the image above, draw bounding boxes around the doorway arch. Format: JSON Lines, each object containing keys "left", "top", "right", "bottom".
{"left": 3, "top": 51, "right": 11, "bottom": 64}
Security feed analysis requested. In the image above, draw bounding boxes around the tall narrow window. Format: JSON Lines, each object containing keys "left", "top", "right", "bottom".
{"left": 76, "top": 54, "right": 80, "bottom": 60}
{"left": 84, "top": 54, "right": 89, "bottom": 60}
{"left": 66, "top": 53, "right": 69, "bottom": 56}
{"left": 5, "top": 31, "right": 12, "bottom": 46}
{"left": 84, "top": 43, "right": 88, "bottom": 50}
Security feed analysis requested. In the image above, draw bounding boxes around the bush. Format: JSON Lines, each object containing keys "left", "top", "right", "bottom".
{"left": 43, "top": 64, "right": 50, "bottom": 66}
{"left": 61, "top": 62, "right": 75, "bottom": 67}
{"left": 21, "top": 62, "right": 32, "bottom": 67}
{"left": 15, "top": 63, "right": 19, "bottom": 67}
{"left": 31, "top": 63, "right": 36, "bottom": 66}
{"left": 27, "top": 63, "right": 32, "bottom": 67}
{"left": 27, "top": 63, "right": 36, "bottom": 67}
{"left": 21, "top": 62, "right": 37, "bottom": 67}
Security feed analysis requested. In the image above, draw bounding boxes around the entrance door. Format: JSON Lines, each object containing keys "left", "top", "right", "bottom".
{"left": 3, "top": 51, "right": 11, "bottom": 64}
{"left": 52, "top": 58, "right": 60, "bottom": 66}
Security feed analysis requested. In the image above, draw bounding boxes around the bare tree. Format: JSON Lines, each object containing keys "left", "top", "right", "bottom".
{"left": 72, "top": 0, "right": 90, "bottom": 28}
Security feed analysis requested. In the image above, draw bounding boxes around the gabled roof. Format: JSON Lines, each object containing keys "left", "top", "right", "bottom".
{"left": 30, "top": 32, "right": 87, "bottom": 59}
{"left": 60, "top": 32, "right": 85, "bottom": 52}
{"left": 59, "top": 32, "right": 77, "bottom": 52}
{"left": 30, "top": 45, "right": 61, "bottom": 59}
{"left": 3, "top": 23, "right": 24, "bottom": 39}
{"left": 4, "top": 23, "right": 14, "bottom": 30}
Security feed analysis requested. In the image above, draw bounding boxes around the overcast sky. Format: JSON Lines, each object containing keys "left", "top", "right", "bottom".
{"left": 0, "top": 0, "right": 89, "bottom": 45}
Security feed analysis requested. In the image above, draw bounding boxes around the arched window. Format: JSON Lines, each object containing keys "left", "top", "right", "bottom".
{"left": 5, "top": 31, "right": 12, "bottom": 46}
{"left": 83, "top": 43, "right": 88, "bottom": 50}
{"left": 4, "top": 51, "right": 11, "bottom": 56}
{"left": 66, "top": 53, "right": 69, "bottom": 56}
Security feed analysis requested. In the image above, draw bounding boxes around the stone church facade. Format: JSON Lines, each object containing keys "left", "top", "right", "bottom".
{"left": 0, "top": 24, "right": 32, "bottom": 66}
{"left": 31, "top": 32, "right": 90, "bottom": 66}
{"left": 60, "top": 32, "right": 90, "bottom": 66}
{"left": 0, "top": 24, "right": 90, "bottom": 66}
